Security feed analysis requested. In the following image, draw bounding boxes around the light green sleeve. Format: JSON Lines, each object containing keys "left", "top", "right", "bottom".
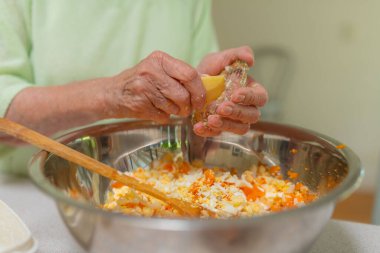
{"left": 0, "top": 0, "right": 35, "bottom": 176}
{"left": 0, "top": 0, "right": 34, "bottom": 117}
{"left": 189, "top": 0, "right": 219, "bottom": 67}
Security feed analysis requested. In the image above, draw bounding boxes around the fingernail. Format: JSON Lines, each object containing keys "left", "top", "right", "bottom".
{"left": 221, "top": 106, "right": 233, "bottom": 116}
{"left": 194, "top": 125, "right": 205, "bottom": 134}
{"left": 232, "top": 94, "right": 245, "bottom": 103}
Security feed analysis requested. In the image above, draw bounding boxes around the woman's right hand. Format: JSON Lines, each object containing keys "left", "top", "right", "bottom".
{"left": 106, "top": 51, "right": 206, "bottom": 122}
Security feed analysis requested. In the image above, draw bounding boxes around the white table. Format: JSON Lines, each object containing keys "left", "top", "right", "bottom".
{"left": 1, "top": 174, "right": 380, "bottom": 253}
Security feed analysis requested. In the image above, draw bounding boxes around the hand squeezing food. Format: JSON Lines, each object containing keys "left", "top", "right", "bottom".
{"left": 193, "top": 60, "right": 249, "bottom": 125}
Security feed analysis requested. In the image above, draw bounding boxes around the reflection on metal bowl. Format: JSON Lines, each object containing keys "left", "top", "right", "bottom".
{"left": 28, "top": 119, "right": 363, "bottom": 253}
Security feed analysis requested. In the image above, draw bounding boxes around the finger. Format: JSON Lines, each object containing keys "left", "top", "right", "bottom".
{"left": 198, "top": 46, "right": 254, "bottom": 75}
{"left": 151, "top": 51, "right": 205, "bottom": 110}
{"left": 193, "top": 122, "right": 222, "bottom": 137}
{"left": 207, "top": 115, "right": 250, "bottom": 135}
{"left": 137, "top": 96, "right": 170, "bottom": 123}
{"left": 230, "top": 82, "right": 268, "bottom": 107}
{"left": 156, "top": 74, "right": 191, "bottom": 116}
{"left": 221, "top": 46, "right": 254, "bottom": 67}
{"left": 143, "top": 86, "right": 180, "bottom": 115}
{"left": 216, "top": 101, "right": 260, "bottom": 124}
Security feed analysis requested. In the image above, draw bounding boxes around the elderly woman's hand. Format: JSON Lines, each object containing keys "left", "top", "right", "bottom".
{"left": 3, "top": 48, "right": 266, "bottom": 146}
{"left": 194, "top": 46, "right": 268, "bottom": 137}
{"left": 107, "top": 51, "right": 206, "bottom": 122}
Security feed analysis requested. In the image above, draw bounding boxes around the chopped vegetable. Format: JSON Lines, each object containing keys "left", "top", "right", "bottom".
{"left": 287, "top": 171, "right": 299, "bottom": 180}
{"left": 336, "top": 144, "right": 346, "bottom": 149}
{"left": 103, "top": 155, "right": 318, "bottom": 218}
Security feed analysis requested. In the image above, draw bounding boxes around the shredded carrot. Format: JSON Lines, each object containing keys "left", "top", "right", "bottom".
{"left": 121, "top": 202, "right": 145, "bottom": 209}
{"left": 257, "top": 177, "right": 267, "bottom": 185}
{"left": 284, "top": 195, "right": 295, "bottom": 208}
{"left": 240, "top": 184, "right": 265, "bottom": 201}
{"left": 164, "top": 205, "right": 173, "bottom": 211}
{"left": 178, "top": 161, "right": 190, "bottom": 174}
{"left": 269, "top": 165, "right": 281, "bottom": 175}
{"left": 230, "top": 168, "right": 238, "bottom": 176}
{"left": 163, "top": 163, "right": 174, "bottom": 172}
{"left": 189, "top": 181, "right": 200, "bottom": 196}
{"left": 270, "top": 198, "right": 283, "bottom": 212}
{"left": 270, "top": 205, "right": 282, "bottom": 212}
{"left": 204, "top": 169, "right": 215, "bottom": 186}
{"left": 296, "top": 195, "right": 304, "bottom": 202}
{"left": 336, "top": 144, "right": 346, "bottom": 149}
{"left": 304, "top": 193, "right": 317, "bottom": 203}
{"left": 295, "top": 182, "right": 303, "bottom": 191}
{"left": 287, "top": 171, "right": 299, "bottom": 180}
{"left": 111, "top": 181, "right": 125, "bottom": 188}
{"left": 221, "top": 181, "right": 235, "bottom": 187}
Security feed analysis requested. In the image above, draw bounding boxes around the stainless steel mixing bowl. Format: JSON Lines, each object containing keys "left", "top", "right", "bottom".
{"left": 28, "top": 119, "right": 363, "bottom": 253}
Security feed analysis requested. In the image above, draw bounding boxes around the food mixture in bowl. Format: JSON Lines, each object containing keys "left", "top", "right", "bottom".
{"left": 103, "top": 153, "right": 318, "bottom": 218}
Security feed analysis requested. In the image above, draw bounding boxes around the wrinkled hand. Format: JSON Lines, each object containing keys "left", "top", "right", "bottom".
{"left": 107, "top": 51, "right": 205, "bottom": 122}
{"left": 194, "top": 46, "right": 268, "bottom": 136}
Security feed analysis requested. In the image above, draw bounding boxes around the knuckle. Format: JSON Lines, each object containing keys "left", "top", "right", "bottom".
{"left": 246, "top": 94, "right": 256, "bottom": 105}
{"left": 133, "top": 85, "right": 146, "bottom": 94}
{"left": 175, "top": 91, "right": 190, "bottom": 105}
{"left": 149, "top": 50, "right": 166, "bottom": 59}
{"left": 222, "top": 52, "right": 234, "bottom": 66}
{"left": 157, "top": 80, "right": 171, "bottom": 90}
{"left": 135, "top": 63, "right": 154, "bottom": 78}
{"left": 233, "top": 107, "right": 243, "bottom": 119}
{"left": 156, "top": 97, "right": 178, "bottom": 113}
{"left": 183, "top": 68, "right": 198, "bottom": 82}
{"left": 129, "top": 78, "right": 148, "bottom": 94}
{"left": 156, "top": 96, "right": 168, "bottom": 106}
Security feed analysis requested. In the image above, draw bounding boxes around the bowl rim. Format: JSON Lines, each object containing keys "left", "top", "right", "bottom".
{"left": 28, "top": 119, "right": 364, "bottom": 230}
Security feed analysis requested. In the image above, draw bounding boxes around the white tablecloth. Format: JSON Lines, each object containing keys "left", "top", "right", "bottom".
{"left": 1, "top": 174, "right": 380, "bottom": 253}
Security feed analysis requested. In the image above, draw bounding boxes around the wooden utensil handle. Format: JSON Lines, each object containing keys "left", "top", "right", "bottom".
{"left": 0, "top": 118, "right": 200, "bottom": 217}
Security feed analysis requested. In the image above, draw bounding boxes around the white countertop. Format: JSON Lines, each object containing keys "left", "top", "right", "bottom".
{"left": 1, "top": 174, "right": 380, "bottom": 253}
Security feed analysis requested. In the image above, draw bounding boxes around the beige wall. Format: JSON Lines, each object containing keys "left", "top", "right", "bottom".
{"left": 213, "top": 0, "right": 380, "bottom": 192}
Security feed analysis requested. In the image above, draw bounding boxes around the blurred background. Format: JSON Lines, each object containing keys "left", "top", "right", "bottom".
{"left": 212, "top": 0, "right": 380, "bottom": 223}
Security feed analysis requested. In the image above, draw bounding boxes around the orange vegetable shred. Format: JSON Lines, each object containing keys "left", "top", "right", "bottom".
{"left": 287, "top": 171, "right": 299, "bottom": 180}
{"left": 204, "top": 169, "right": 215, "bottom": 186}
{"left": 111, "top": 181, "right": 125, "bottom": 188}
{"left": 240, "top": 184, "right": 265, "bottom": 201}
{"left": 269, "top": 165, "right": 281, "bottom": 175}
{"left": 163, "top": 163, "right": 174, "bottom": 171}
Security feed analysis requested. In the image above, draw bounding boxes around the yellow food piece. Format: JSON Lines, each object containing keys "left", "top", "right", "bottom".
{"left": 201, "top": 75, "right": 225, "bottom": 104}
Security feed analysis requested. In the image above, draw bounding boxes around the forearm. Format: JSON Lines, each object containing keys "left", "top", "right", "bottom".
{"left": 2, "top": 77, "right": 112, "bottom": 144}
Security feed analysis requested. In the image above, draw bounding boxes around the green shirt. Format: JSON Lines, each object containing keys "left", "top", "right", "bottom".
{"left": 0, "top": 0, "right": 218, "bottom": 175}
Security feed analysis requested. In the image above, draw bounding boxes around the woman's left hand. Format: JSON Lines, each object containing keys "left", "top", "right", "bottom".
{"left": 194, "top": 46, "right": 268, "bottom": 137}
